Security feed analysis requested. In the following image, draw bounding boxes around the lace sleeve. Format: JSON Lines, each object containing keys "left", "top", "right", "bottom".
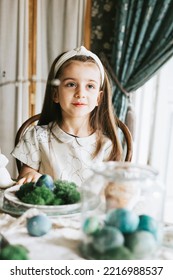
{"left": 11, "top": 126, "right": 41, "bottom": 170}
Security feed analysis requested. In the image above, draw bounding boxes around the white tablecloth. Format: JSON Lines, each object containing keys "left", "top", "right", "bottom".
{"left": 0, "top": 208, "right": 84, "bottom": 260}
{"left": 1, "top": 190, "right": 173, "bottom": 260}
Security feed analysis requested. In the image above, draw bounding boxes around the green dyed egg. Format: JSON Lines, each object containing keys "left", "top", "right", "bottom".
{"left": 83, "top": 216, "right": 100, "bottom": 235}
{"left": 106, "top": 208, "right": 139, "bottom": 233}
{"left": 138, "top": 215, "right": 158, "bottom": 237}
{"left": 92, "top": 226, "right": 124, "bottom": 253}
{"left": 125, "top": 230, "right": 157, "bottom": 258}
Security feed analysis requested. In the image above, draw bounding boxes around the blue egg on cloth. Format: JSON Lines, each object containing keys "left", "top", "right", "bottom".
{"left": 106, "top": 208, "right": 139, "bottom": 233}
{"left": 35, "top": 174, "right": 54, "bottom": 190}
{"left": 92, "top": 226, "right": 124, "bottom": 253}
{"left": 26, "top": 215, "right": 52, "bottom": 237}
{"left": 137, "top": 214, "right": 158, "bottom": 237}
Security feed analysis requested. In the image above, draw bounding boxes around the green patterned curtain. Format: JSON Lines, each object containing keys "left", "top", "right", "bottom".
{"left": 90, "top": 0, "right": 173, "bottom": 121}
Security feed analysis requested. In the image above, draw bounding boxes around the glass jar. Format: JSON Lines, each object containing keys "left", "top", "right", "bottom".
{"left": 80, "top": 162, "right": 164, "bottom": 260}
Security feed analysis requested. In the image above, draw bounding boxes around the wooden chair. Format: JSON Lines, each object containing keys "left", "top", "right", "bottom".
{"left": 15, "top": 114, "right": 133, "bottom": 173}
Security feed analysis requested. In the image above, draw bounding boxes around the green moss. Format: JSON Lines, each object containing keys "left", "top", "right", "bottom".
{"left": 0, "top": 244, "right": 29, "bottom": 260}
{"left": 21, "top": 186, "right": 55, "bottom": 205}
{"left": 15, "top": 182, "right": 35, "bottom": 200}
{"left": 53, "top": 180, "right": 81, "bottom": 204}
{"left": 15, "top": 177, "right": 81, "bottom": 205}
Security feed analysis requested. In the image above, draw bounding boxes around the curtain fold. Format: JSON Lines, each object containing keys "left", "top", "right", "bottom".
{"left": 112, "top": 0, "right": 173, "bottom": 120}
{"left": 90, "top": 0, "right": 173, "bottom": 121}
{"left": 0, "top": 0, "right": 29, "bottom": 177}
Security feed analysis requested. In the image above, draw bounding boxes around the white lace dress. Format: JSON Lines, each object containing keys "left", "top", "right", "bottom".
{"left": 12, "top": 122, "right": 112, "bottom": 186}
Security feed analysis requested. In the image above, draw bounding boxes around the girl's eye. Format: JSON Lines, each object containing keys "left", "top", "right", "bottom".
{"left": 88, "top": 84, "right": 95, "bottom": 89}
{"left": 66, "top": 82, "right": 76, "bottom": 87}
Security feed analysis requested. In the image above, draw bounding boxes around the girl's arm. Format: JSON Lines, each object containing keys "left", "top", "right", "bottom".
{"left": 17, "top": 164, "right": 42, "bottom": 185}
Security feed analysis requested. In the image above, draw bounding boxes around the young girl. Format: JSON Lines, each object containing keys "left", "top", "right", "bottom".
{"left": 12, "top": 46, "right": 123, "bottom": 186}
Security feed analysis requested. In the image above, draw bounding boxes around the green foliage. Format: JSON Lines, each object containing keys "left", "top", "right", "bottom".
{"left": 0, "top": 244, "right": 29, "bottom": 260}
{"left": 51, "top": 197, "right": 64, "bottom": 205}
{"left": 21, "top": 186, "right": 55, "bottom": 205}
{"left": 15, "top": 182, "right": 35, "bottom": 200}
{"left": 15, "top": 176, "right": 81, "bottom": 205}
{"left": 54, "top": 180, "right": 81, "bottom": 204}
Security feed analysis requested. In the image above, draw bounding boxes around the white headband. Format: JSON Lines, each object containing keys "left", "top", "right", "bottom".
{"left": 54, "top": 46, "right": 105, "bottom": 86}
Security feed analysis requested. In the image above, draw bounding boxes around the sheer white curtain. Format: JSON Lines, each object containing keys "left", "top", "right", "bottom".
{"left": 133, "top": 58, "right": 173, "bottom": 223}
{"left": 133, "top": 77, "right": 158, "bottom": 165}
{"left": 35, "top": 0, "right": 86, "bottom": 113}
{"left": 0, "top": 0, "right": 29, "bottom": 178}
{"left": 0, "top": 0, "right": 86, "bottom": 177}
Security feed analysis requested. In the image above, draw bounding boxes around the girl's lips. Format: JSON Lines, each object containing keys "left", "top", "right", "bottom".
{"left": 72, "top": 102, "right": 87, "bottom": 106}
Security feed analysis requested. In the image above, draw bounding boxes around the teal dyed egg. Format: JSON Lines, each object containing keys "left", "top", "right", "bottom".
{"left": 125, "top": 230, "right": 157, "bottom": 258}
{"left": 98, "top": 246, "right": 134, "bottom": 260}
{"left": 83, "top": 216, "right": 100, "bottom": 235}
{"left": 138, "top": 215, "right": 158, "bottom": 237}
{"left": 106, "top": 208, "right": 139, "bottom": 233}
{"left": 80, "top": 243, "right": 134, "bottom": 260}
{"left": 27, "top": 215, "right": 52, "bottom": 237}
{"left": 35, "top": 174, "right": 54, "bottom": 190}
{"left": 92, "top": 226, "right": 124, "bottom": 253}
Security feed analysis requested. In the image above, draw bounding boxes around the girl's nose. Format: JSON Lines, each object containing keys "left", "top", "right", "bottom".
{"left": 74, "top": 87, "right": 85, "bottom": 98}
{"left": 74, "top": 92, "right": 83, "bottom": 98}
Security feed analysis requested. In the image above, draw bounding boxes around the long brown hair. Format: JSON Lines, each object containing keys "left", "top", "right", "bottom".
{"left": 38, "top": 53, "right": 123, "bottom": 161}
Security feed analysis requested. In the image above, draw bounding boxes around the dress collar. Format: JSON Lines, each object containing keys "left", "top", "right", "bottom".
{"left": 50, "top": 122, "right": 97, "bottom": 145}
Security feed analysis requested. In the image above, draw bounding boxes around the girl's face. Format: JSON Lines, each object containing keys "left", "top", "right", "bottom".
{"left": 53, "top": 61, "right": 102, "bottom": 120}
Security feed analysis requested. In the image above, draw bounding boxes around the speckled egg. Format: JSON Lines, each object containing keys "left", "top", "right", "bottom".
{"left": 106, "top": 208, "right": 139, "bottom": 233}
{"left": 35, "top": 174, "right": 54, "bottom": 190}
{"left": 26, "top": 214, "right": 52, "bottom": 237}
{"left": 92, "top": 226, "right": 124, "bottom": 253}
{"left": 82, "top": 216, "right": 100, "bottom": 235}
{"left": 125, "top": 230, "right": 157, "bottom": 258}
{"left": 137, "top": 214, "right": 158, "bottom": 237}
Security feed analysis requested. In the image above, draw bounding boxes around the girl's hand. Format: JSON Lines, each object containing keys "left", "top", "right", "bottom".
{"left": 16, "top": 164, "right": 42, "bottom": 185}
